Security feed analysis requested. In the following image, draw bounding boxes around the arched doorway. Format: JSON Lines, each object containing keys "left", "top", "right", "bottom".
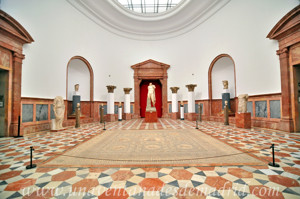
{"left": 140, "top": 80, "right": 162, "bottom": 118}
{"left": 208, "top": 54, "right": 236, "bottom": 116}
{"left": 66, "top": 56, "right": 94, "bottom": 117}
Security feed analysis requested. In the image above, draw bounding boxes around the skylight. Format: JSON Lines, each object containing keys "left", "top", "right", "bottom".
{"left": 116, "top": 0, "right": 183, "bottom": 14}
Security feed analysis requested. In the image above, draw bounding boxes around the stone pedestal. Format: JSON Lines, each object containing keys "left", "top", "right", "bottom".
{"left": 170, "top": 87, "right": 180, "bottom": 120}
{"left": 236, "top": 112, "right": 251, "bottom": 129}
{"left": 180, "top": 105, "right": 184, "bottom": 120}
{"left": 123, "top": 113, "right": 132, "bottom": 120}
{"left": 222, "top": 93, "right": 231, "bottom": 110}
{"left": 171, "top": 112, "right": 179, "bottom": 120}
{"left": 123, "top": 88, "right": 132, "bottom": 120}
{"left": 106, "top": 85, "right": 116, "bottom": 122}
{"left": 187, "top": 113, "right": 197, "bottom": 121}
{"left": 106, "top": 114, "right": 115, "bottom": 122}
{"left": 145, "top": 111, "right": 158, "bottom": 123}
{"left": 118, "top": 106, "right": 122, "bottom": 121}
{"left": 186, "top": 84, "right": 197, "bottom": 121}
{"left": 72, "top": 95, "right": 80, "bottom": 114}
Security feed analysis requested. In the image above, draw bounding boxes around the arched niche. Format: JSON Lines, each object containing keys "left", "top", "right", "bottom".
{"left": 208, "top": 54, "right": 236, "bottom": 114}
{"left": 66, "top": 56, "right": 94, "bottom": 101}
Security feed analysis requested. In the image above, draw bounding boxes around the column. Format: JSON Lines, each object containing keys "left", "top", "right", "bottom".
{"left": 123, "top": 88, "right": 132, "bottom": 120}
{"left": 186, "top": 84, "right": 197, "bottom": 121}
{"left": 106, "top": 85, "right": 116, "bottom": 122}
{"left": 11, "top": 53, "right": 25, "bottom": 136}
{"left": 170, "top": 87, "right": 180, "bottom": 120}
{"left": 277, "top": 48, "right": 294, "bottom": 132}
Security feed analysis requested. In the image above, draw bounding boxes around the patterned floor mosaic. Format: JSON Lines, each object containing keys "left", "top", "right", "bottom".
{"left": 0, "top": 119, "right": 299, "bottom": 198}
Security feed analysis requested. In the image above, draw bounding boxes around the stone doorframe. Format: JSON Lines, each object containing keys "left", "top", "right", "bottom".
{"left": 0, "top": 10, "right": 34, "bottom": 136}
{"left": 131, "top": 59, "right": 170, "bottom": 118}
{"left": 267, "top": 5, "right": 300, "bottom": 132}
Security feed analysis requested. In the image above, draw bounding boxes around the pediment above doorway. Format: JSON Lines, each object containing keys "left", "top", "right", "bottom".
{"left": 131, "top": 59, "right": 170, "bottom": 79}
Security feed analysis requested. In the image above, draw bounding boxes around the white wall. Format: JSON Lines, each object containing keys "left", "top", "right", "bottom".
{"left": 1, "top": 0, "right": 299, "bottom": 102}
{"left": 67, "top": 59, "right": 90, "bottom": 101}
{"left": 212, "top": 57, "right": 235, "bottom": 99}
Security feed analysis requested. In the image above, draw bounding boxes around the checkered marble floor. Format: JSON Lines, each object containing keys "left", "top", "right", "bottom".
{"left": 0, "top": 119, "right": 299, "bottom": 198}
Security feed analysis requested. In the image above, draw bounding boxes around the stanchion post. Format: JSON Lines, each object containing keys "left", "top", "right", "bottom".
{"left": 26, "top": 146, "right": 37, "bottom": 169}
{"left": 103, "top": 121, "right": 106, "bottom": 131}
{"left": 196, "top": 120, "right": 199, "bottom": 129}
{"left": 268, "top": 144, "right": 279, "bottom": 167}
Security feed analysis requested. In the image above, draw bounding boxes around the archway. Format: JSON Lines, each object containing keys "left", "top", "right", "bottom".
{"left": 66, "top": 56, "right": 94, "bottom": 117}
{"left": 208, "top": 54, "right": 236, "bottom": 116}
{"left": 140, "top": 80, "right": 162, "bottom": 118}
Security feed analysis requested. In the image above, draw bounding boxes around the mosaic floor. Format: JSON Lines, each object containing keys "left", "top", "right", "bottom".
{"left": 0, "top": 119, "right": 299, "bottom": 198}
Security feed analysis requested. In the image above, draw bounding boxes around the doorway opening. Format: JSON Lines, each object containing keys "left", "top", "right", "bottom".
{"left": 0, "top": 69, "right": 8, "bottom": 137}
{"left": 140, "top": 80, "right": 162, "bottom": 118}
{"left": 293, "top": 64, "right": 300, "bottom": 132}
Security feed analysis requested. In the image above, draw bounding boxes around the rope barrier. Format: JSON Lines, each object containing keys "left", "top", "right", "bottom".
{"left": 33, "top": 146, "right": 271, "bottom": 163}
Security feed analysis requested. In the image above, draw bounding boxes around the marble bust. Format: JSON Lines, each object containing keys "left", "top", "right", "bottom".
{"left": 222, "top": 80, "right": 228, "bottom": 89}
{"left": 74, "top": 84, "right": 80, "bottom": 96}
{"left": 238, "top": 94, "right": 249, "bottom": 113}
{"left": 53, "top": 96, "right": 65, "bottom": 130}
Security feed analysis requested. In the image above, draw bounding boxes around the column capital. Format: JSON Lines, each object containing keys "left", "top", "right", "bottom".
{"left": 106, "top": 85, "right": 116, "bottom": 93}
{"left": 13, "top": 52, "right": 25, "bottom": 63}
{"left": 185, "top": 84, "right": 197, "bottom": 92}
{"left": 170, "top": 87, "right": 180, "bottom": 93}
{"left": 276, "top": 47, "right": 288, "bottom": 56}
{"left": 123, "top": 88, "right": 132, "bottom": 94}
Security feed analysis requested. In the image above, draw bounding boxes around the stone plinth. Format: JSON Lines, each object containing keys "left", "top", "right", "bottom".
{"left": 145, "top": 111, "right": 158, "bottom": 123}
{"left": 236, "top": 112, "right": 251, "bottom": 129}
{"left": 106, "top": 114, "right": 115, "bottom": 122}
{"left": 187, "top": 113, "right": 197, "bottom": 121}
{"left": 123, "top": 113, "right": 132, "bottom": 120}
{"left": 171, "top": 112, "right": 179, "bottom": 120}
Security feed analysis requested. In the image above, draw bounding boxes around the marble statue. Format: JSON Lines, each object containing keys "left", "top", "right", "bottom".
{"left": 238, "top": 94, "right": 249, "bottom": 113}
{"left": 148, "top": 83, "right": 156, "bottom": 106}
{"left": 222, "top": 80, "right": 228, "bottom": 89}
{"left": 53, "top": 96, "right": 65, "bottom": 130}
{"left": 146, "top": 83, "right": 156, "bottom": 112}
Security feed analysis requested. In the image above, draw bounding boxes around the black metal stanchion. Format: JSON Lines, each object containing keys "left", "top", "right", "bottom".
{"left": 103, "top": 121, "right": 106, "bottom": 131}
{"left": 26, "top": 146, "right": 36, "bottom": 169}
{"left": 196, "top": 120, "right": 199, "bottom": 129}
{"left": 268, "top": 144, "right": 279, "bottom": 167}
{"left": 14, "top": 116, "right": 23, "bottom": 138}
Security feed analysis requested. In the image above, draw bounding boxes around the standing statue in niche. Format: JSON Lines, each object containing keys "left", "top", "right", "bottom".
{"left": 238, "top": 94, "right": 249, "bottom": 113}
{"left": 53, "top": 96, "right": 65, "bottom": 130}
{"left": 146, "top": 83, "right": 156, "bottom": 112}
{"left": 72, "top": 84, "right": 81, "bottom": 115}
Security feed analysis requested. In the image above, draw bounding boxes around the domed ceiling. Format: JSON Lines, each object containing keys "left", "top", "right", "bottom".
{"left": 67, "top": 0, "right": 230, "bottom": 40}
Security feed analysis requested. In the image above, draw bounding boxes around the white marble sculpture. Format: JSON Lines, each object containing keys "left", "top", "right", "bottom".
{"left": 74, "top": 84, "right": 80, "bottom": 96}
{"left": 238, "top": 94, "right": 249, "bottom": 113}
{"left": 52, "top": 96, "right": 65, "bottom": 130}
{"left": 146, "top": 83, "right": 156, "bottom": 112}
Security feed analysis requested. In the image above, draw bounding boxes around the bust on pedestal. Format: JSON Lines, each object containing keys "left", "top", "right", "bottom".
{"left": 145, "top": 83, "right": 158, "bottom": 122}
{"left": 219, "top": 80, "right": 234, "bottom": 116}
{"left": 72, "top": 84, "right": 81, "bottom": 115}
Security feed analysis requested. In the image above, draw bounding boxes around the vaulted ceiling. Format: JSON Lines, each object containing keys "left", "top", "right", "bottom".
{"left": 67, "top": 0, "right": 230, "bottom": 40}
